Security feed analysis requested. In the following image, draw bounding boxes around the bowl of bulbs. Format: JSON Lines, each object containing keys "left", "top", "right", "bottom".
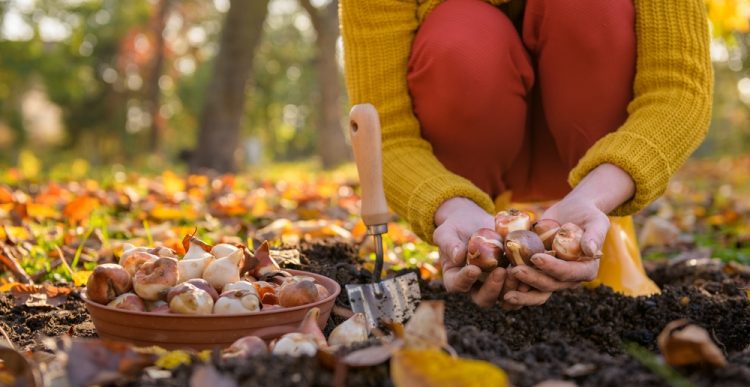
{"left": 82, "top": 234, "right": 341, "bottom": 350}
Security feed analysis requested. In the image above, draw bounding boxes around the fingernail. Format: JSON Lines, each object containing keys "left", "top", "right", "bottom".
{"left": 504, "top": 295, "right": 518, "bottom": 303}
{"left": 530, "top": 256, "right": 542, "bottom": 266}
{"left": 587, "top": 241, "right": 597, "bottom": 255}
{"left": 491, "top": 269, "right": 503, "bottom": 282}
{"left": 511, "top": 266, "right": 525, "bottom": 276}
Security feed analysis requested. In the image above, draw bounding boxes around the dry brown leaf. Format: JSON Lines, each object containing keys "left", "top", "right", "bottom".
{"left": 657, "top": 319, "right": 727, "bottom": 368}
{"left": 404, "top": 301, "right": 447, "bottom": 350}
{"left": 639, "top": 216, "right": 680, "bottom": 248}
{"left": 10, "top": 284, "right": 72, "bottom": 307}
{"left": 64, "top": 338, "right": 156, "bottom": 386}
{"left": 342, "top": 342, "right": 401, "bottom": 367}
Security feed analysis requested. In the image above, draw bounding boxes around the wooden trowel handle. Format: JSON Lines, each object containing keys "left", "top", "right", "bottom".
{"left": 349, "top": 104, "right": 390, "bottom": 226}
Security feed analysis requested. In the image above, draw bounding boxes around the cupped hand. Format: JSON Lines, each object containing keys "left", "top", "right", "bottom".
{"left": 433, "top": 197, "right": 516, "bottom": 308}
{"left": 504, "top": 163, "right": 636, "bottom": 308}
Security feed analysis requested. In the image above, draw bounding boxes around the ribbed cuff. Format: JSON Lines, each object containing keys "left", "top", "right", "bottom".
{"left": 406, "top": 174, "right": 495, "bottom": 244}
{"left": 568, "top": 131, "right": 670, "bottom": 216}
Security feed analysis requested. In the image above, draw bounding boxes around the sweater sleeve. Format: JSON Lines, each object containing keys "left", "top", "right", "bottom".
{"left": 340, "top": 0, "right": 495, "bottom": 243}
{"left": 568, "top": 0, "right": 713, "bottom": 215}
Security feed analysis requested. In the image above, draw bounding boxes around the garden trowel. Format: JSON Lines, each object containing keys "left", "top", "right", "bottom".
{"left": 346, "top": 103, "right": 421, "bottom": 330}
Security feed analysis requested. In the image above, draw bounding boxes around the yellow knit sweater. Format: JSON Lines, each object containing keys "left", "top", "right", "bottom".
{"left": 340, "top": 0, "right": 713, "bottom": 243}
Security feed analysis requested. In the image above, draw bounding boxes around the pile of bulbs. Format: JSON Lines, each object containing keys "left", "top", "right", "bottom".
{"left": 467, "top": 209, "right": 594, "bottom": 273}
{"left": 221, "top": 308, "right": 369, "bottom": 359}
{"left": 85, "top": 234, "right": 330, "bottom": 315}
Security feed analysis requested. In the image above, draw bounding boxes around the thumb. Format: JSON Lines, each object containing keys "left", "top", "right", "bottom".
{"left": 581, "top": 212, "right": 610, "bottom": 258}
{"left": 433, "top": 225, "right": 467, "bottom": 266}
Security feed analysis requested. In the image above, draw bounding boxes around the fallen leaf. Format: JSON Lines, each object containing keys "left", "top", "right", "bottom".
{"left": 657, "top": 319, "right": 727, "bottom": 368}
{"left": 342, "top": 342, "right": 400, "bottom": 367}
{"left": 63, "top": 196, "right": 99, "bottom": 223}
{"left": 638, "top": 216, "right": 680, "bottom": 248}
{"left": 391, "top": 349, "right": 508, "bottom": 387}
{"left": 155, "top": 350, "right": 192, "bottom": 370}
{"left": 10, "top": 284, "right": 72, "bottom": 307}
{"left": 190, "top": 365, "right": 238, "bottom": 387}
{"left": 0, "top": 346, "right": 42, "bottom": 387}
{"left": 404, "top": 301, "right": 447, "bottom": 350}
{"left": 72, "top": 271, "right": 92, "bottom": 287}
{"left": 63, "top": 338, "right": 156, "bottom": 387}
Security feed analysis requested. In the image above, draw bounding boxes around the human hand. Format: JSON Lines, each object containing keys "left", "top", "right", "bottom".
{"left": 433, "top": 197, "right": 514, "bottom": 308}
{"left": 504, "top": 163, "right": 636, "bottom": 307}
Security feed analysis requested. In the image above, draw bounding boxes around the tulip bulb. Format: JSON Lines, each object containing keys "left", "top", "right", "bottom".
{"left": 494, "top": 209, "right": 532, "bottom": 238}
{"left": 504, "top": 230, "right": 545, "bottom": 266}
{"left": 86, "top": 264, "right": 132, "bottom": 305}
{"left": 119, "top": 250, "right": 158, "bottom": 277}
{"left": 147, "top": 300, "right": 170, "bottom": 314}
{"left": 107, "top": 292, "right": 146, "bottom": 312}
{"left": 169, "top": 284, "right": 214, "bottom": 315}
{"left": 271, "top": 333, "right": 319, "bottom": 357}
{"left": 213, "top": 289, "right": 261, "bottom": 314}
{"left": 299, "top": 307, "right": 327, "bottom": 347}
{"left": 222, "top": 336, "right": 268, "bottom": 360}
{"left": 328, "top": 313, "right": 368, "bottom": 347}
{"left": 222, "top": 281, "right": 255, "bottom": 294}
{"left": 315, "top": 284, "right": 330, "bottom": 301}
{"left": 552, "top": 223, "right": 584, "bottom": 261}
{"left": 177, "top": 240, "right": 215, "bottom": 283}
{"left": 133, "top": 257, "right": 179, "bottom": 300}
{"left": 185, "top": 278, "right": 219, "bottom": 301}
{"left": 466, "top": 228, "right": 503, "bottom": 272}
{"left": 211, "top": 243, "right": 240, "bottom": 259}
{"left": 249, "top": 241, "right": 281, "bottom": 278}
{"left": 202, "top": 249, "right": 242, "bottom": 290}
{"left": 532, "top": 219, "right": 561, "bottom": 250}
{"left": 149, "top": 246, "right": 178, "bottom": 259}
{"left": 279, "top": 280, "right": 319, "bottom": 307}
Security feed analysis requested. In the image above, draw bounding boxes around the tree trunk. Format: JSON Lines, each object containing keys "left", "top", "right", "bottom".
{"left": 300, "top": 0, "right": 351, "bottom": 169}
{"left": 147, "top": 0, "right": 171, "bottom": 155}
{"left": 190, "top": 0, "right": 269, "bottom": 174}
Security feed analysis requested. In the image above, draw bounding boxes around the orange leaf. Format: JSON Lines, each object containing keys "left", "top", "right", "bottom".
{"left": 63, "top": 196, "right": 99, "bottom": 223}
{"left": 0, "top": 186, "right": 13, "bottom": 204}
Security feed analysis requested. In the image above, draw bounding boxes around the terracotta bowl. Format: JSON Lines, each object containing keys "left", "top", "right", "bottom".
{"left": 82, "top": 269, "right": 341, "bottom": 350}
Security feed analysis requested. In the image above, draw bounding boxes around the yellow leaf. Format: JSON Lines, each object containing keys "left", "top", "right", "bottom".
{"left": 391, "top": 349, "right": 508, "bottom": 387}
{"left": 155, "top": 350, "right": 192, "bottom": 370}
{"left": 26, "top": 203, "right": 59, "bottom": 219}
{"left": 0, "top": 282, "right": 21, "bottom": 292}
{"left": 72, "top": 271, "right": 92, "bottom": 287}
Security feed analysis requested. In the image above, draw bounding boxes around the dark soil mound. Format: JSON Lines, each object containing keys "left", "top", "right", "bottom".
{"left": 5, "top": 241, "right": 749, "bottom": 387}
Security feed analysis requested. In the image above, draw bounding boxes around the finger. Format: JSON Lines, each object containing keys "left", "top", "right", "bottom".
{"left": 529, "top": 253, "right": 600, "bottom": 282}
{"left": 500, "top": 270, "right": 523, "bottom": 311}
{"left": 433, "top": 226, "right": 468, "bottom": 265}
{"left": 510, "top": 265, "right": 577, "bottom": 292}
{"left": 443, "top": 264, "right": 482, "bottom": 293}
{"left": 504, "top": 289, "right": 552, "bottom": 306}
{"left": 581, "top": 212, "right": 610, "bottom": 258}
{"left": 471, "top": 268, "right": 506, "bottom": 308}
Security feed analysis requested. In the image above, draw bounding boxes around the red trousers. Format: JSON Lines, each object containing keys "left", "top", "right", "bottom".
{"left": 408, "top": 0, "right": 636, "bottom": 203}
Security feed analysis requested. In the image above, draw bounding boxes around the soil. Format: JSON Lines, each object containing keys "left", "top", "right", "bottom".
{"left": 3, "top": 241, "right": 750, "bottom": 387}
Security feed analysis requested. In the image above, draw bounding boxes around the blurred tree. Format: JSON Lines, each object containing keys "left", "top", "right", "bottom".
{"left": 190, "top": 0, "right": 270, "bottom": 173}
{"left": 145, "top": 0, "right": 172, "bottom": 155}
{"left": 299, "top": 0, "right": 350, "bottom": 169}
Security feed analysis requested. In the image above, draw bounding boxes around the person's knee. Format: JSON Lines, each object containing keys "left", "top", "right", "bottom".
{"left": 409, "top": 0, "right": 533, "bottom": 119}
